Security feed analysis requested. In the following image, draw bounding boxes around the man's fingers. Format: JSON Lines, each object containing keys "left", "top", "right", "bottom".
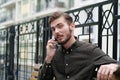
{"left": 97, "top": 67, "right": 109, "bottom": 80}
{"left": 97, "top": 64, "right": 118, "bottom": 80}
{"left": 47, "top": 39, "right": 56, "bottom": 49}
{"left": 97, "top": 66, "right": 102, "bottom": 80}
{"left": 108, "top": 70, "right": 114, "bottom": 80}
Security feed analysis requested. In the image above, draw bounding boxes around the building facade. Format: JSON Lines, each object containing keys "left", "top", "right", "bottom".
{"left": 0, "top": 0, "right": 120, "bottom": 80}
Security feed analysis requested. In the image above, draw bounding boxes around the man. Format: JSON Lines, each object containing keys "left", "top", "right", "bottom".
{"left": 38, "top": 11, "right": 119, "bottom": 80}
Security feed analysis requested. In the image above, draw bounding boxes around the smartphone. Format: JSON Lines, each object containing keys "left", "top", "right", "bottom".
{"left": 52, "top": 36, "right": 58, "bottom": 49}
{"left": 54, "top": 39, "right": 58, "bottom": 49}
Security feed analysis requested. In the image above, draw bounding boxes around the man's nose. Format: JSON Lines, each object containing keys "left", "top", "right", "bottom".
{"left": 54, "top": 28, "right": 60, "bottom": 33}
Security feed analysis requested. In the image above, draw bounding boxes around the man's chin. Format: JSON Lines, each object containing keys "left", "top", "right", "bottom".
{"left": 57, "top": 41, "right": 64, "bottom": 44}
{"left": 57, "top": 41, "right": 62, "bottom": 44}
{"left": 58, "top": 41, "right": 67, "bottom": 45}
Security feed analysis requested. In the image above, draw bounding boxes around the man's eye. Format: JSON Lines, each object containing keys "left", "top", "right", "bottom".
{"left": 57, "top": 25, "right": 63, "bottom": 28}
{"left": 51, "top": 28, "right": 55, "bottom": 31}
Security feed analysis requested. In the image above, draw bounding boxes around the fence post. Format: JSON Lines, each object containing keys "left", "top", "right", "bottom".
{"left": 42, "top": 17, "right": 52, "bottom": 63}
{"left": 113, "top": 0, "right": 118, "bottom": 60}
{"left": 35, "top": 20, "right": 40, "bottom": 64}
{"left": 7, "top": 26, "right": 15, "bottom": 80}
{"left": 98, "top": 5, "right": 103, "bottom": 49}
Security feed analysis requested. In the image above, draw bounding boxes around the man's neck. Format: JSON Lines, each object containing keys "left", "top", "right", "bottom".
{"left": 63, "top": 36, "right": 76, "bottom": 49}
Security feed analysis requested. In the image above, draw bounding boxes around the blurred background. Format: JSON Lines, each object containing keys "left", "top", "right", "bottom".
{"left": 0, "top": 0, "right": 120, "bottom": 80}
{"left": 0, "top": 0, "right": 107, "bottom": 28}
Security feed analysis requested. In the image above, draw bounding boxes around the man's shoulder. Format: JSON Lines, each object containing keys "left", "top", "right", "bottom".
{"left": 79, "top": 41, "right": 97, "bottom": 47}
{"left": 77, "top": 41, "right": 98, "bottom": 51}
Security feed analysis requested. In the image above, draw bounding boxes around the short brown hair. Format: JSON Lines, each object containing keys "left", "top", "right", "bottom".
{"left": 48, "top": 11, "right": 73, "bottom": 25}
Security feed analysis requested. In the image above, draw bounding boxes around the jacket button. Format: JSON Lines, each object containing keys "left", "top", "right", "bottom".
{"left": 67, "top": 75, "right": 70, "bottom": 79}
{"left": 66, "top": 64, "right": 68, "bottom": 66}
{"left": 66, "top": 51, "right": 69, "bottom": 54}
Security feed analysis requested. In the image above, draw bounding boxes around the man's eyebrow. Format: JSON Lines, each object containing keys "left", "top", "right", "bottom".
{"left": 56, "top": 23, "right": 63, "bottom": 27}
{"left": 51, "top": 23, "right": 63, "bottom": 28}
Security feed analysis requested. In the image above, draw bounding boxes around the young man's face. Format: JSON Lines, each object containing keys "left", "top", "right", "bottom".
{"left": 50, "top": 16, "right": 74, "bottom": 45}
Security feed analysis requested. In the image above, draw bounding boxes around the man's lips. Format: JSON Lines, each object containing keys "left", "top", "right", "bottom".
{"left": 56, "top": 35, "right": 63, "bottom": 40}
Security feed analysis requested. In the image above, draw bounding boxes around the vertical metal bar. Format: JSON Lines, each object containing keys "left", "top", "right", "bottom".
{"left": 16, "top": 25, "right": 20, "bottom": 80}
{"left": 98, "top": 5, "right": 103, "bottom": 49}
{"left": 42, "top": 18, "right": 47, "bottom": 63}
{"left": 8, "top": 26, "right": 15, "bottom": 80}
{"left": 35, "top": 20, "right": 40, "bottom": 64}
{"left": 5, "top": 28, "right": 9, "bottom": 80}
{"left": 113, "top": 0, "right": 118, "bottom": 60}
{"left": 42, "top": 17, "right": 51, "bottom": 63}
{"left": 106, "top": 29, "right": 109, "bottom": 55}
{"left": 89, "top": 26, "right": 91, "bottom": 43}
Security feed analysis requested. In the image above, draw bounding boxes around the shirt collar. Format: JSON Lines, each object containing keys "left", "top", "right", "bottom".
{"left": 62, "top": 39, "right": 79, "bottom": 54}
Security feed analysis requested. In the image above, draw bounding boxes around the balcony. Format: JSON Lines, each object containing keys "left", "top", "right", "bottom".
{"left": 0, "top": 11, "right": 15, "bottom": 27}
{"left": 0, "top": 0, "right": 15, "bottom": 9}
{"left": 34, "top": 0, "right": 66, "bottom": 19}
{"left": 36, "top": 0, "right": 66, "bottom": 13}
{"left": 0, "top": 18, "right": 15, "bottom": 27}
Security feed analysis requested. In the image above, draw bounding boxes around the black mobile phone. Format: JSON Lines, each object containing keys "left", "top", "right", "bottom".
{"left": 54, "top": 39, "right": 58, "bottom": 49}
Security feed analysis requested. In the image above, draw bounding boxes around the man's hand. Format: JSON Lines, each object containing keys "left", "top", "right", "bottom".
{"left": 45, "top": 39, "right": 56, "bottom": 63}
{"left": 97, "top": 63, "right": 118, "bottom": 80}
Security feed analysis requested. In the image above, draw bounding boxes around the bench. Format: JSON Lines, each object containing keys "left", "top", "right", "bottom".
{"left": 29, "top": 64, "right": 42, "bottom": 80}
{"left": 29, "top": 64, "right": 120, "bottom": 80}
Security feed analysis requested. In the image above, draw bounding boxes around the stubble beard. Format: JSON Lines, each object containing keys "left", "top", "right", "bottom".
{"left": 59, "top": 29, "right": 72, "bottom": 45}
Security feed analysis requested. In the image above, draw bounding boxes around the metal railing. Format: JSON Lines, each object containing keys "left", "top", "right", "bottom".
{"left": 0, "top": 0, "right": 119, "bottom": 80}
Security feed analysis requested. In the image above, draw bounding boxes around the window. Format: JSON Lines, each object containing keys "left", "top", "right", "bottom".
{"left": 30, "top": 0, "right": 36, "bottom": 14}
{"left": 36, "top": 0, "right": 41, "bottom": 12}
{"left": 22, "top": 0, "right": 29, "bottom": 18}
{"left": 17, "top": 1, "right": 22, "bottom": 18}
{"left": 23, "top": 0, "right": 28, "bottom": 5}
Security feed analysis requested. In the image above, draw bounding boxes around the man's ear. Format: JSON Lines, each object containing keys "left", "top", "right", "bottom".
{"left": 70, "top": 22, "right": 75, "bottom": 30}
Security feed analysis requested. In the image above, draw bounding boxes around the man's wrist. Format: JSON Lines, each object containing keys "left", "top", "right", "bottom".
{"left": 45, "top": 60, "right": 51, "bottom": 64}
{"left": 45, "top": 56, "right": 52, "bottom": 64}
{"left": 43, "top": 62, "right": 52, "bottom": 69}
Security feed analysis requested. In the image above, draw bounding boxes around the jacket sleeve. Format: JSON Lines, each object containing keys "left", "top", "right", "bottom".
{"left": 91, "top": 46, "right": 117, "bottom": 65}
{"left": 38, "top": 62, "right": 54, "bottom": 80}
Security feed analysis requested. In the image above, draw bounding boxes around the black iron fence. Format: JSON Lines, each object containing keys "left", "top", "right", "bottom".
{"left": 0, "top": 0, "right": 120, "bottom": 80}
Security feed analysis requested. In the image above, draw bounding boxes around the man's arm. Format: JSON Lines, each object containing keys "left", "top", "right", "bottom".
{"left": 38, "top": 62, "right": 54, "bottom": 80}
{"left": 97, "top": 63, "right": 119, "bottom": 80}
{"left": 38, "top": 39, "right": 57, "bottom": 80}
{"left": 89, "top": 45, "right": 119, "bottom": 80}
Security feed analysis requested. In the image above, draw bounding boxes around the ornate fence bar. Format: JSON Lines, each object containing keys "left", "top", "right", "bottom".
{"left": 0, "top": 0, "right": 119, "bottom": 80}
